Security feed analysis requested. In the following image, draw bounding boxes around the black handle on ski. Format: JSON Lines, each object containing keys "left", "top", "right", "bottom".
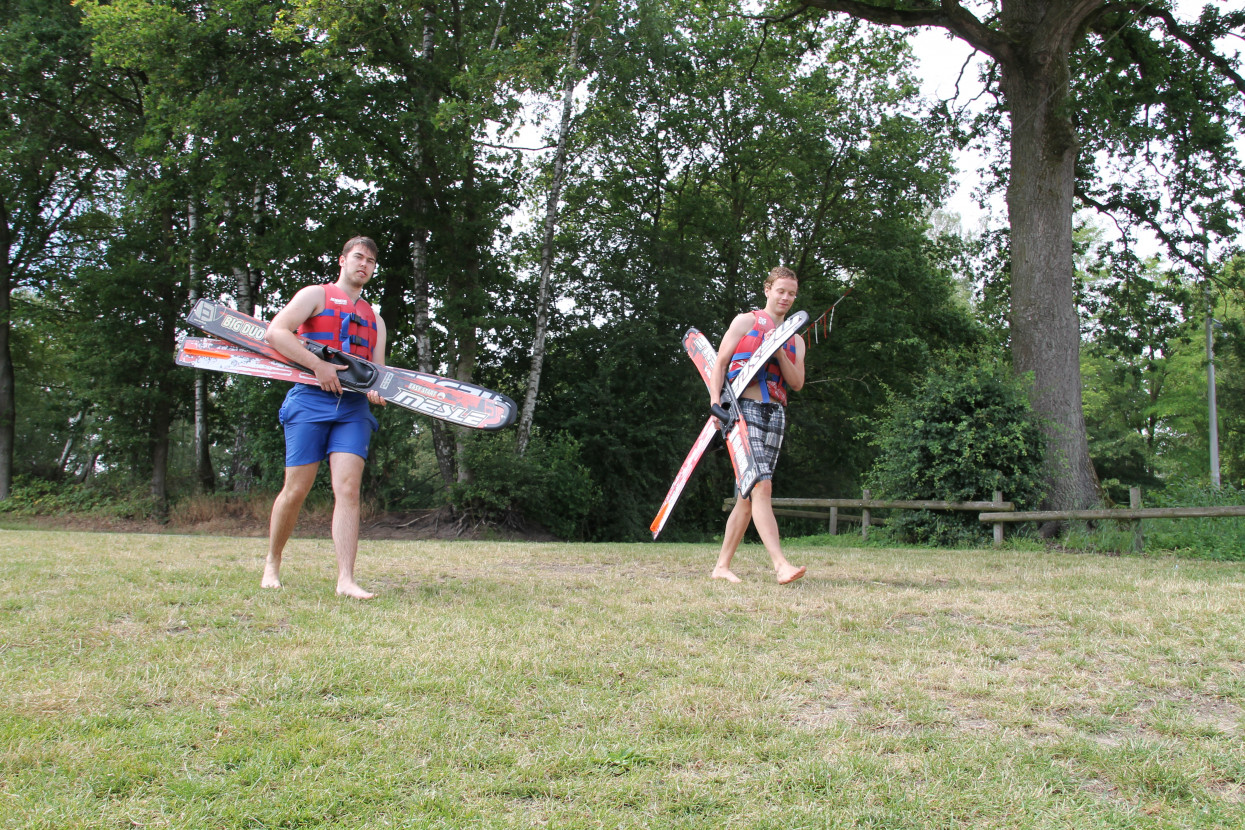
{"left": 312, "top": 344, "right": 379, "bottom": 390}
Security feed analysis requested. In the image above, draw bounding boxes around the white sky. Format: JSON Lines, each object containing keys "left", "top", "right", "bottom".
{"left": 908, "top": 0, "right": 1245, "bottom": 237}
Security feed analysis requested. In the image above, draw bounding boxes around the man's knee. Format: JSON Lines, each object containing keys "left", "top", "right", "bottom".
{"left": 329, "top": 453, "right": 365, "bottom": 498}
{"left": 279, "top": 464, "right": 318, "bottom": 499}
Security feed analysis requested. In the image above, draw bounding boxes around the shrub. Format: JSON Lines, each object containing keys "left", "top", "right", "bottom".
{"left": 866, "top": 358, "right": 1047, "bottom": 546}
{"left": 0, "top": 476, "right": 156, "bottom": 519}
{"left": 1146, "top": 479, "right": 1245, "bottom": 561}
{"left": 450, "top": 430, "right": 601, "bottom": 540}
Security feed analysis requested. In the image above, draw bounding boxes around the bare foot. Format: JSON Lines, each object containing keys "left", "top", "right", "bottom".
{"left": 261, "top": 562, "right": 282, "bottom": 589}
{"left": 711, "top": 566, "right": 742, "bottom": 583}
{"left": 336, "top": 581, "right": 376, "bottom": 600}
{"left": 777, "top": 564, "right": 806, "bottom": 585}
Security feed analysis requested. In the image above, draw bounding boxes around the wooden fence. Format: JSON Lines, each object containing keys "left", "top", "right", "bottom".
{"left": 723, "top": 489, "right": 1015, "bottom": 545}
{"left": 724, "top": 487, "right": 1245, "bottom": 553}
{"left": 979, "top": 487, "right": 1245, "bottom": 553}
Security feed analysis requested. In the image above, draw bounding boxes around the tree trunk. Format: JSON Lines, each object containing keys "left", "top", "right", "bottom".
{"left": 0, "top": 230, "right": 12, "bottom": 501}
{"left": 149, "top": 404, "right": 172, "bottom": 517}
{"left": 411, "top": 229, "right": 457, "bottom": 486}
{"left": 57, "top": 412, "right": 82, "bottom": 476}
{"left": 516, "top": 16, "right": 586, "bottom": 455}
{"left": 410, "top": 1, "right": 457, "bottom": 489}
{"left": 1000, "top": 9, "right": 1100, "bottom": 511}
{"left": 187, "top": 198, "right": 215, "bottom": 492}
{"left": 148, "top": 204, "right": 181, "bottom": 519}
{"left": 226, "top": 262, "right": 258, "bottom": 491}
{"left": 225, "top": 186, "right": 265, "bottom": 489}
{"left": 450, "top": 156, "right": 486, "bottom": 486}
{"left": 454, "top": 338, "right": 475, "bottom": 486}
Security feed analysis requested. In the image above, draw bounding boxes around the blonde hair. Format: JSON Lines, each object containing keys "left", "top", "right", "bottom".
{"left": 765, "top": 266, "right": 798, "bottom": 287}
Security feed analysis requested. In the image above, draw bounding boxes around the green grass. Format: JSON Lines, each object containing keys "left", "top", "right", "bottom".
{"left": 2, "top": 530, "right": 1243, "bottom": 828}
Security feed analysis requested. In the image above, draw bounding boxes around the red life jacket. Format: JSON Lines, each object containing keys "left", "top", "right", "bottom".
{"left": 727, "top": 310, "right": 798, "bottom": 406}
{"left": 297, "top": 284, "right": 377, "bottom": 360}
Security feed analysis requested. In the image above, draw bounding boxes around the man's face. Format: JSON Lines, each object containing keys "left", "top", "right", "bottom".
{"left": 765, "top": 277, "right": 798, "bottom": 314}
{"left": 339, "top": 246, "right": 378, "bottom": 286}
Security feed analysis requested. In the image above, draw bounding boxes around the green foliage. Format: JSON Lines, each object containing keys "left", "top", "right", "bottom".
{"left": 450, "top": 430, "right": 600, "bottom": 540}
{"left": 524, "top": 316, "right": 730, "bottom": 542}
{"left": 0, "top": 476, "right": 154, "bottom": 519}
{"left": 207, "top": 377, "right": 291, "bottom": 492}
{"left": 523, "top": 1, "right": 979, "bottom": 537}
{"left": 1147, "top": 480, "right": 1245, "bottom": 561}
{"left": 1080, "top": 252, "right": 1245, "bottom": 496}
{"left": 1074, "top": 3, "right": 1245, "bottom": 273}
{"left": 362, "top": 415, "right": 444, "bottom": 510}
{"left": 63, "top": 202, "right": 190, "bottom": 486}
{"left": 10, "top": 292, "right": 91, "bottom": 481}
{"left": 1079, "top": 249, "right": 1192, "bottom": 500}
{"left": 867, "top": 358, "right": 1046, "bottom": 546}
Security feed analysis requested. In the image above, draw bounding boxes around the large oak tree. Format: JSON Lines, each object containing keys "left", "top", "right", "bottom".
{"left": 786, "top": 0, "right": 1245, "bottom": 510}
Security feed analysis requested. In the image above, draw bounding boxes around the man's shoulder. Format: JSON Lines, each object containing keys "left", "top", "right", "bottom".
{"left": 270, "top": 285, "right": 327, "bottom": 329}
{"left": 291, "top": 284, "right": 329, "bottom": 309}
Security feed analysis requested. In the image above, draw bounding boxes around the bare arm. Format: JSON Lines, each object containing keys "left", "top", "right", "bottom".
{"left": 709, "top": 312, "right": 756, "bottom": 407}
{"left": 364, "top": 315, "right": 388, "bottom": 406}
{"left": 266, "top": 286, "right": 350, "bottom": 394}
{"left": 371, "top": 314, "right": 387, "bottom": 367}
{"left": 776, "top": 335, "right": 806, "bottom": 392}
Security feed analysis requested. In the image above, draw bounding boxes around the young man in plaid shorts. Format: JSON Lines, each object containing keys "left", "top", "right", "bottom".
{"left": 707, "top": 266, "right": 807, "bottom": 585}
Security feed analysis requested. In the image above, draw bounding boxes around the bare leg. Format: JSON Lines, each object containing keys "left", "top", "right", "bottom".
{"left": 264, "top": 462, "right": 320, "bottom": 588}
{"left": 748, "top": 480, "right": 805, "bottom": 584}
{"left": 713, "top": 496, "right": 751, "bottom": 582}
{"left": 328, "top": 452, "right": 374, "bottom": 599}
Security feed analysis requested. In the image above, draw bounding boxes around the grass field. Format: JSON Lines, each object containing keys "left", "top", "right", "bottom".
{"left": 1, "top": 529, "right": 1243, "bottom": 829}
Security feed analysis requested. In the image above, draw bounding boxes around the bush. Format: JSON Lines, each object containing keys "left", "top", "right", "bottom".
{"left": 866, "top": 358, "right": 1047, "bottom": 546}
{"left": 0, "top": 476, "right": 157, "bottom": 519}
{"left": 1146, "top": 479, "right": 1245, "bottom": 560}
{"left": 450, "top": 430, "right": 601, "bottom": 540}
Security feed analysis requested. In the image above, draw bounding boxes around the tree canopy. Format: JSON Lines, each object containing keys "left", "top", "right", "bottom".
{"left": 1, "top": 0, "right": 1241, "bottom": 539}
{"left": 792, "top": 0, "right": 1245, "bottom": 510}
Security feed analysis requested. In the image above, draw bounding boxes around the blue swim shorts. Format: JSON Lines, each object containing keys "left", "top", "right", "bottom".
{"left": 283, "top": 418, "right": 375, "bottom": 466}
{"left": 279, "top": 385, "right": 378, "bottom": 467}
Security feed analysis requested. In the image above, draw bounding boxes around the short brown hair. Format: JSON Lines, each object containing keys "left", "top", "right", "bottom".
{"left": 765, "top": 266, "right": 798, "bottom": 287}
{"left": 342, "top": 236, "right": 379, "bottom": 259}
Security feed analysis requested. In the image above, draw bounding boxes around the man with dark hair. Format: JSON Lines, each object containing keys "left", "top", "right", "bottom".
{"left": 261, "top": 236, "right": 388, "bottom": 599}
{"left": 708, "top": 266, "right": 807, "bottom": 584}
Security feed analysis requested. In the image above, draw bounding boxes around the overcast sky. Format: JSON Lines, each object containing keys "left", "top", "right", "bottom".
{"left": 908, "top": 0, "right": 1245, "bottom": 238}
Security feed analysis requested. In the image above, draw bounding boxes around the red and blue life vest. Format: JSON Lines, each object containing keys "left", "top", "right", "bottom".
{"left": 727, "top": 310, "right": 798, "bottom": 406}
{"left": 297, "top": 284, "right": 377, "bottom": 360}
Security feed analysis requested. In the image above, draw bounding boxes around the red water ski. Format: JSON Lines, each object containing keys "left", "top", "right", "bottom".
{"left": 650, "top": 311, "right": 808, "bottom": 538}
{"left": 184, "top": 299, "right": 517, "bottom": 431}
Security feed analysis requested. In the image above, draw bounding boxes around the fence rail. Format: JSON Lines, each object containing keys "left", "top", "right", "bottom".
{"left": 979, "top": 489, "right": 1245, "bottom": 552}
{"left": 723, "top": 489, "right": 1014, "bottom": 544}
{"left": 979, "top": 506, "right": 1245, "bottom": 522}
{"left": 724, "top": 487, "right": 1243, "bottom": 553}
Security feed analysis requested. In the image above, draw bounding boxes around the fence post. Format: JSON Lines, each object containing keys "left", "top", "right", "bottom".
{"left": 993, "top": 490, "right": 1005, "bottom": 548}
{"left": 861, "top": 489, "right": 871, "bottom": 541}
{"left": 1131, "top": 487, "right": 1144, "bottom": 554}
{"left": 829, "top": 506, "right": 838, "bottom": 536}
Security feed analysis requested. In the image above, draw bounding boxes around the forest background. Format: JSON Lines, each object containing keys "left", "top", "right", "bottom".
{"left": 2, "top": 0, "right": 1244, "bottom": 544}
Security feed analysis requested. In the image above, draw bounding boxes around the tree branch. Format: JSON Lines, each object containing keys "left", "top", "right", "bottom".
{"left": 790, "top": 0, "right": 1013, "bottom": 62}
{"left": 1098, "top": 2, "right": 1245, "bottom": 95}
{"left": 1076, "top": 186, "right": 1214, "bottom": 279}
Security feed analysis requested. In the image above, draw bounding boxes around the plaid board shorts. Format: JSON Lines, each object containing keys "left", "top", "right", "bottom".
{"left": 737, "top": 398, "right": 786, "bottom": 482}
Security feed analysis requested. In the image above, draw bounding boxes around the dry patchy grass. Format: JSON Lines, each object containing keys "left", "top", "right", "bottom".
{"left": 1, "top": 530, "right": 1242, "bottom": 828}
